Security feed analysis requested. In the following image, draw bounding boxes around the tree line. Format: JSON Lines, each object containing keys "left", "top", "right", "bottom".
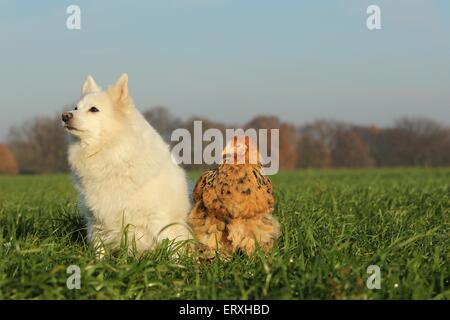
{"left": 1, "top": 106, "right": 449, "bottom": 174}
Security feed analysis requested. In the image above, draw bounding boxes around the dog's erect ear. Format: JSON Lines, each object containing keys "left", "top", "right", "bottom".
{"left": 111, "top": 74, "right": 129, "bottom": 103}
{"left": 82, "top": 75, "right": 101, "bottom": 95}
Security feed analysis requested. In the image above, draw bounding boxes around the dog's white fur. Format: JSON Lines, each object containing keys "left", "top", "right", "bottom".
{"left": 65, "top": 74, "right": 191, "bottom": 255}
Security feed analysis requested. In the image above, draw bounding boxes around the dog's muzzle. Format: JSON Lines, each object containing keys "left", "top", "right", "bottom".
{"left": 62, "top": 112, "right": 73, "bottom": 123}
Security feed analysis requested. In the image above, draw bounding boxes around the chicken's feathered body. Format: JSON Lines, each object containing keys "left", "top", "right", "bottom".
{"left": 188, "top": 136, "right": 280, "bottom": 257}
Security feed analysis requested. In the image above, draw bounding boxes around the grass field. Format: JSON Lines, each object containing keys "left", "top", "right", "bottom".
{"left": 0, "top": 168, "right": 448, "bottom": 299}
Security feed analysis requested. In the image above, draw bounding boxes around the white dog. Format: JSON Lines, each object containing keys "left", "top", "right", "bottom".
{"left": 63, "top": 74, "right": 191, "bottom": 256}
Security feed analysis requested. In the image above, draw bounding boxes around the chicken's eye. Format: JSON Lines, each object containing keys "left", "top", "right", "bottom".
{"left": 89, "top": 106, "right": 99, "bottom": 112}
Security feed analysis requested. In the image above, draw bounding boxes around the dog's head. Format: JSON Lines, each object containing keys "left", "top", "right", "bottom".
{"left": 62, "top": 74, "right": 131, "bottom": 141}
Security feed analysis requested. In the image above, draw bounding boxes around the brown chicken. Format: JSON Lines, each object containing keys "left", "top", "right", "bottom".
{"left": 188, "top": 135, "right": 280, "bottom": 258}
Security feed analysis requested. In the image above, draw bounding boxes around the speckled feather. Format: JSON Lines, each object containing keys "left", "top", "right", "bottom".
{"left": 189, "top": 137, "right": 280, "bottom": 258}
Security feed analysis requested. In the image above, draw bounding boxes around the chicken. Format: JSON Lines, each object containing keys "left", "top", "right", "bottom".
{"left": 188, "top": 135, "right": 280, "bottom": 258}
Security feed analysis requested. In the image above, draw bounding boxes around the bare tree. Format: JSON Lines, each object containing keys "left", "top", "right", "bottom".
{"left": 297, "top": 133, "right": 332, "bottom": 168}
{"left": 331, "top": 130, "right": 375, "bottom": 168}
{"left": 351, "top": 125, "right": 383, "bottom": 166}
{"left": 299, "top": 119, "right": 349, "bottom": 151}
{"left": 5, "top": 109, "right": 450, "bottom": 173}
{"left": 366, "top": 117, "right": 450, "bottom": 167}
{"left": 0, "top": 144, "right": 19, "bottom": 175}
{"left": 245, "top": 116, "right": 299, "bottom": 170}
{"left": 391, "top": 117, "right": 450, "bottom": 166}
{"left": 142, "top": 106, "right": 182, "bottom": 143}
{"left": 7, "top": 115, "right": 68, "bottom": 173}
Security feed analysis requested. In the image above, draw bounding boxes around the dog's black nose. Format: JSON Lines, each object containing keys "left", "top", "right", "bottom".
{"left": 62, "top": 112, "right": 73, "bottom": 123}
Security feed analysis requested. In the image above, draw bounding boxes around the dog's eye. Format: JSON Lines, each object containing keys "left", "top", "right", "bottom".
{"left": 89, "top": 106, "right": 99, "bottom": 112}
{"left": 74, "top": 106, "right": 78, "bottom": 110}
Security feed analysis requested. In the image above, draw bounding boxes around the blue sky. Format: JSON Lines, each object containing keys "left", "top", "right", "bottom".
{"left": 0, "top": 0, "right": 449, "bottom": 139}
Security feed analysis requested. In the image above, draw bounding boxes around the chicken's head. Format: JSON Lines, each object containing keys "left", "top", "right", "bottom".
{"left": 222, "top": 135, "right": 260, "bottom": 165}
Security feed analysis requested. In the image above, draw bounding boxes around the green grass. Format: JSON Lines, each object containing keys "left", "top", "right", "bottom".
{"left": 0, "top": 168, "right": 448, "bottom": 299}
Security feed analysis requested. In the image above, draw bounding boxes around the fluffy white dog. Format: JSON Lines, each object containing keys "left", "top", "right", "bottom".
{"left": 63, "top": 74, "right": 191, "bottom": 256}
